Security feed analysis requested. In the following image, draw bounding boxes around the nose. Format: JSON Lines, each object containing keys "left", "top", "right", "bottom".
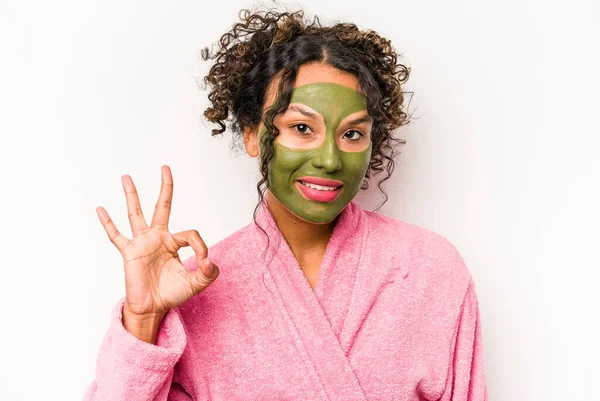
{"left": 311, "top": 136, "right": 342, "bottom": 173}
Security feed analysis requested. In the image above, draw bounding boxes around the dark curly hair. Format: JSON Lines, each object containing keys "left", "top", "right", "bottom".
{"left": 199, "top": 7, "right": 412, "bottom": 260}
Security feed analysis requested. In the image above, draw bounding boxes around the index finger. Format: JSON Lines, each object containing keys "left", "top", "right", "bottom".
{"left": 96, "top": 206, "right": 129, "bottom": 253}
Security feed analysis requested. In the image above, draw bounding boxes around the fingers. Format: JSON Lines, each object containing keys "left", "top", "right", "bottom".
{"left": 171, "top": 229, "right": 209, "bottom": 267}
{"left": 121, "top": 174, "right": 149, "bottom": 237}
{"left": 96, "top": 206, "right": 129, "bottom": 253}
{"left": 150, "top": 165, "right": 174, "bottom": 230}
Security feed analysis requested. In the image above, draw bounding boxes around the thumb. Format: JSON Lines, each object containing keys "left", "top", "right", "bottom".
{"left": 199, "top": 257, "right": 219, "bottom": 279}
{"left": 189, "top": 257, "right": 219, "bottom": 293}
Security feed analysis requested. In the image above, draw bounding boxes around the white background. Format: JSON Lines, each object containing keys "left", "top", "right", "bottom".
{"left": 1, "top": 0, "right": 598, "bottom": 399}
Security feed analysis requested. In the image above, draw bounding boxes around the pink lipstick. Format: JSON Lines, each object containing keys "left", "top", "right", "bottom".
{"left": 296, "top": 176, "right": 343, "bottom": 203}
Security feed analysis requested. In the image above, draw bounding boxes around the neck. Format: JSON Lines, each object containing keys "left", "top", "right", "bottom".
{"left": 265, "top": 190, "right": 337, "bottom": 256}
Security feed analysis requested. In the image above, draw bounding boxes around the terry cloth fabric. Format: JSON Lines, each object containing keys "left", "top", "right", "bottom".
{"left": 83, "top": 198, "right": 489, "bottom": 400}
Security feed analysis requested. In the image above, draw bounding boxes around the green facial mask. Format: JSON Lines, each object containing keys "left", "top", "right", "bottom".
{"left": 261, "top": 82, "right": 372, "bottom": 223}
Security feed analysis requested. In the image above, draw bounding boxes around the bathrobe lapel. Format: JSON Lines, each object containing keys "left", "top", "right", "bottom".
{"left": 253, "top": 199, "right": 369, "bottom": 400}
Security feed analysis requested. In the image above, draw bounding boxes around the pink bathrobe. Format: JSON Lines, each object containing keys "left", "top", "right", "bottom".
{"left": 83, "top": 199, "right": 488, "bottom": 400}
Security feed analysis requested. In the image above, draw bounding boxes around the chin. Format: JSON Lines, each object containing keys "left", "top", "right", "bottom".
{"left": 294, "top": 207, "right": 341, "bottom": 224}
{"left": 299, "top": 215, "right": 335, "bottom": 224}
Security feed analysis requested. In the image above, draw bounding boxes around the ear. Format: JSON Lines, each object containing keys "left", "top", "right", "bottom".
{"left": 243, "top": 125, "right": 260, "bottom": 157}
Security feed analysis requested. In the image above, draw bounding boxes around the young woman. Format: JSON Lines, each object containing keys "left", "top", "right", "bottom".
{"left": 85, "top": 9, "right": 488, "bottom": 401}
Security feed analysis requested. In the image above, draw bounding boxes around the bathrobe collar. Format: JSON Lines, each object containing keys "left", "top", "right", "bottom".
{"left": 251, "top": 196, "right": 369, "bottom": 400}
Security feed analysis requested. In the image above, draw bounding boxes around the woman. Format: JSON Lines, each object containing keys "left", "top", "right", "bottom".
{"left": 84, "top": 8, "right": 488, "bottom": 401}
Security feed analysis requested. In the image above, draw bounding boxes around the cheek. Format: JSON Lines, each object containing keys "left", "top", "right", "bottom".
{"left": 342, "top": 147, "right": 372, "bottom": 175}
{"left": 362, "top": 146, "right": 372, "bottom": 171}
{"left": 271, "top": 144, "right": 313, "bottom": 172}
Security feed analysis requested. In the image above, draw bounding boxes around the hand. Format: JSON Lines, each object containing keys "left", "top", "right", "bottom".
{"left": 96, "top": 165, "right": 219, "bottom": 321}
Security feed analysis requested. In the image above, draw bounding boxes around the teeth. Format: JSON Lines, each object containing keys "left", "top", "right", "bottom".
{"left": 300, "top": 180, "right": 339, "bottom": 191}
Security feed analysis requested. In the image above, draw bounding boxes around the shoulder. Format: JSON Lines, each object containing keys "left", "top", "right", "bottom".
{"left": 362, "top": 208, "right": 431, "bottom": 247}
{"left": 363, "top": 209, "right": 474, "bottom": 317}
{"left": 362, "top": 209, "right": 472, "bottom": 285}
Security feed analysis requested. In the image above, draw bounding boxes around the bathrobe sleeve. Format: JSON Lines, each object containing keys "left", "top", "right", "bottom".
{"left": 82, "top": 297, "right": 191, "bottom": 401}
{"left": 440, "top": 278, "right": 489, "bottom": 401}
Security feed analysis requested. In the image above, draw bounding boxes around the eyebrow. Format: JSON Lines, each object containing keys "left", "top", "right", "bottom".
{"left": 287, "top": 105, "right": 318, "bottom": 119}
{"left": 345, "top": 115, "right": 373, "bottom": 126}
{"left": 286, "top": 104, "right": 372, "bottom": 126}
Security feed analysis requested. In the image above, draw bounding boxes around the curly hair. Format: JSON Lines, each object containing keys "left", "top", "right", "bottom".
{"left": 199, "top": 7, "right": 412, "bottom": 259}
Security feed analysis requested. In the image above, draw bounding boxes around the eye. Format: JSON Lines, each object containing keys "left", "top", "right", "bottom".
{"left": 343, "top": 130, "right": 364, "bottom": 141}
{"left": 292, "top": 124, "right": 313, "bottom": 135}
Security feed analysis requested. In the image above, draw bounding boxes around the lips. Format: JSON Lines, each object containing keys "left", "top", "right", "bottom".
{"left": 296, "top": 176, "right": 343, "bottom": 188}
{"left": 296, "top": 181, "right": 343, "bottom": 203}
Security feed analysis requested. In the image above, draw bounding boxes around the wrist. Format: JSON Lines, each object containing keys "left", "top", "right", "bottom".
{"left": 122, "top": 306, "right": 167, "bottom": 344}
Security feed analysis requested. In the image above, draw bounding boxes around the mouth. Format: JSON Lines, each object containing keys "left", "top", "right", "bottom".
{"left": 296, "top": 177, "right": 344, "bottom": 203}
{"left": 297, "top": 176, "right": 343, "bottom": 189}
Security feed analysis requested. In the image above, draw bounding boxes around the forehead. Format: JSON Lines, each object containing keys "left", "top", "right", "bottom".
{"left": 292, "top": 62, "right": 367, "bottom": 121}
{"left": 263, "top": 62, "right": 367, "bottom": 113}
{"left": 289, "top": 82, "right": 367, "bottom": 122}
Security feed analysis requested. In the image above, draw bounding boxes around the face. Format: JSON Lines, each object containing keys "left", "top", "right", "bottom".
{"left": 244, "top": 63, "right": 373, "bottom": 224}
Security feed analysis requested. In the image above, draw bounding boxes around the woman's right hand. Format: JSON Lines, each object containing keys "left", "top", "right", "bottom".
{"left": 96, "top": 165, "right": 219, "bottom": 323}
